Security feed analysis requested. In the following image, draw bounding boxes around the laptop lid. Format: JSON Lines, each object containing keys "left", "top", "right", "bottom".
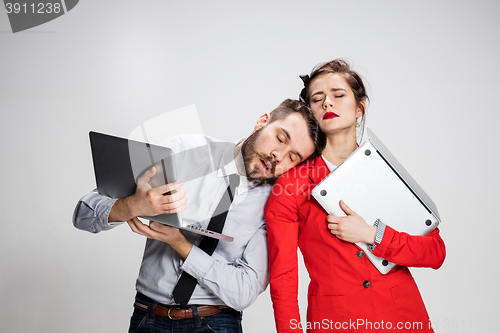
{"left": 90, "top": 130, "right": 181, "bottom": 223}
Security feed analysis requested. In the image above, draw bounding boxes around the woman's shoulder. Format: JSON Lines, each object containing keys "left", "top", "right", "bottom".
{"left": 276, "top": 155, "right": 325, "bottom": 183}
{"left": 266, "top": 156, "right": 325, "bottom": 213}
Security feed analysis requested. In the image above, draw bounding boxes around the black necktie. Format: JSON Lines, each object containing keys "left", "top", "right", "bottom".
{"left": 172, "top": 173, "right": 240, "bottom": 305}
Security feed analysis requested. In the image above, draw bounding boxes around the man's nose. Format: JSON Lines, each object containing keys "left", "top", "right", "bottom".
{"left": 271, "top": 150, "right": 282, "bottom": 164}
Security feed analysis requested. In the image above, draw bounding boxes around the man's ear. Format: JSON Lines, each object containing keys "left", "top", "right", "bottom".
{"left": 254, "top": 113, "right": 270, "bottom": 130}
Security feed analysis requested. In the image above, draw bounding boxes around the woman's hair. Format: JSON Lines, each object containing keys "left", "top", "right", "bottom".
{"left": 299, "top": 59, "right": 369, "bottom": 140}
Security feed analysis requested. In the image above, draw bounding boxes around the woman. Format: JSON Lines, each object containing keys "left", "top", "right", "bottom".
{"left": 264, "top": 59, "right": 445, "bottom": 332}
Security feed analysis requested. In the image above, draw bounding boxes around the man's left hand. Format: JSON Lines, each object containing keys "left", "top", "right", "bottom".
{"left": 127, "top": 218, "right": 193, "bottom": 260}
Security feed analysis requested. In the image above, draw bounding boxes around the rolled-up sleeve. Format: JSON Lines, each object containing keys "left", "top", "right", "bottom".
{"left": 72, "top": 189, "right": 122, "bottom": 233}
{"left": 180, "top": 224, "right": 269, "bottom": 311}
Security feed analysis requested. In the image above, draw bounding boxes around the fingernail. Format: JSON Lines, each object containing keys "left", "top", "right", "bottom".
{"left": 150, "top": 222, "right": 156, "bottom": 228}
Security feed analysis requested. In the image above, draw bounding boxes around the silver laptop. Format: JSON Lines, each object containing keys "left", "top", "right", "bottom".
{"left": 89, "top": 131, "right": 234, "bottom": 241}
{"left": 311, "top": 128, "right": 440, "bottom": 274}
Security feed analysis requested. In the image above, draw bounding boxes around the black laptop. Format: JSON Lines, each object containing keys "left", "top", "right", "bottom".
{"left": 89, "top": 131, "right": 234, "bottom": 241}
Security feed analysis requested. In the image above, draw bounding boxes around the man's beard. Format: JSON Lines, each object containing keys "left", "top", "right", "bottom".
{"left": 240, "top": 128, "right": 277, "bottom": 186}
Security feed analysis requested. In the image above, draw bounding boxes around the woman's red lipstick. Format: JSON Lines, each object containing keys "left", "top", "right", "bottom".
{"left": 323, "top": 112, "right": 339, "bottom": 120}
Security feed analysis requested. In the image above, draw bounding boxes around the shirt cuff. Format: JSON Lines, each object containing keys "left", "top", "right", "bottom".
{"left": 180, "top": 245, "right": 214, "bottom": 280}
{"left": 96, "top": 197, "right": 119, "bottom": 228}
{"left": 367, "top": 219, "right": 386, "bottom": 253}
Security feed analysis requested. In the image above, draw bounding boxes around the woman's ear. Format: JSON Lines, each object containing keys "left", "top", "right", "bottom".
{"left": 254, "top": 113, "right": 270, "bottom": 130}
{"left": 356, "top": 101, "right": 366, "bottom": 118}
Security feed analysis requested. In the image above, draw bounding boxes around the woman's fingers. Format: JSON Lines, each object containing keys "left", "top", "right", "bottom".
{"left": 339, "top": 200, "right": 356, "bottom": 216}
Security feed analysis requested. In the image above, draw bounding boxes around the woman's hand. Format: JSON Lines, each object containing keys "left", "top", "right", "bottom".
{"left": 326, "top": 200, "right": 377, "bottom": 244}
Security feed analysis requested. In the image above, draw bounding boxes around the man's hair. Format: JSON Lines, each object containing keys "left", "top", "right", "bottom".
{"left": 268, "top": 99, "right": 326, "bottom": 159}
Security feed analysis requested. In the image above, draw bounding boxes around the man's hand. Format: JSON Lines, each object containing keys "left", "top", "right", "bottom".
{"left": 326, "top": 200, "right": 376, "bottom": 244}
{"left": 109, "top": 166, "right": 187, "bottom": 222}
{"left": 127, "top": 218, "right": 193, "bottom": 260}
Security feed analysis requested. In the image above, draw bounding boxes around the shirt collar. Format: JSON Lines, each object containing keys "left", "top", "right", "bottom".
{"left": 216, "top": 137, "right": 254, "bottom": 195}
{"left": 321, "top": 155, "right": 337, "bottom": 172}
{"left": 217, "top": 160, "right": 256, "bottom": 195}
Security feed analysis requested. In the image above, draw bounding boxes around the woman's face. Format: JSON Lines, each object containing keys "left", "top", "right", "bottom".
{"left": 307, "top": 73, "right": 364, "bottom": 135}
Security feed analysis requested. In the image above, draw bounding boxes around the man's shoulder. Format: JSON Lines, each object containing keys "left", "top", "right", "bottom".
{"left": 160, "top": 133, "right": 235, "bottom": 152}
{"left": 163, "top": 134, "right": 236, "bottom": 181}
{"left": 161, "top": 133, "right": 211, "bottom": 149}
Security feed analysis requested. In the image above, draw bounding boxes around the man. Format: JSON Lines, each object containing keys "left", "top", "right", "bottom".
{"left": 73, "top": 99, "right": 325, "bottom": 332}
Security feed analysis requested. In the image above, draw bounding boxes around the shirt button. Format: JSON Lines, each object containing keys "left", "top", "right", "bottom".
{"left": 357, "top": 251, "right": 365, "bottom": 258}
{"left": 363, "top": 280, "right": 371, "bottom": 288}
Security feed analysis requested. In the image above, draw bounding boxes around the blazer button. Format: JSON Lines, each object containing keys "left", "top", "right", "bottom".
{"left": 357, "top": 251, "right": 365, "bottom": 258}
{"left": 363, "top": 280, "right": 371, "bottom": 288}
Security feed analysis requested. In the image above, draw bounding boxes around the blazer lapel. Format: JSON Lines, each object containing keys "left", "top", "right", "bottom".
{"left": 306, "top": 155, "right": 330, "bottom": 185}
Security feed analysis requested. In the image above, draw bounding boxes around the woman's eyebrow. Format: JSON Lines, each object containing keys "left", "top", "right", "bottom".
{"left": 310, "top": 91, "right": 324, "bottom": 98}
{"left": 311, "top": 87, "right": 347, "bottom": 97}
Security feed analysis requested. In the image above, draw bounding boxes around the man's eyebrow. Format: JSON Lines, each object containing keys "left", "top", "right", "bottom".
{"left": 282, "top": 128, "right": 291, "bottom": 141}
{"left": 296, "top": 151, "right": 304, "bottom": 162}
{"left": 282, "top": 128, "right": 304, "bottom": 161}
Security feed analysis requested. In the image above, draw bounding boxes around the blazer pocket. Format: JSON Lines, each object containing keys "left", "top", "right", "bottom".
{"left": 390, "top": 278, "right": 431, "bottom": 331}
{"left": 307, "top": 295, "right": 348, "bottom": 332}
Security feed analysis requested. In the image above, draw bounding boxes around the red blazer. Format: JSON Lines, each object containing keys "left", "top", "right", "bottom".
{"left": 264, "top": 155, "right": 446, "bottom": 333}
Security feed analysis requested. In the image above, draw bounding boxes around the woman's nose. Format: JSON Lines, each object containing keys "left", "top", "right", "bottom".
{"left": 323, "top": 95, "right": 333, "bottom": 109}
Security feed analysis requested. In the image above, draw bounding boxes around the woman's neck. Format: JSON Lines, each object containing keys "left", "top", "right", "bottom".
{"left": 322, "top": 131, "right": 358, "bottom": 166}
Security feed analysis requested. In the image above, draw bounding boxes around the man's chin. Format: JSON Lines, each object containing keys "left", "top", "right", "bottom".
{"left": 246, "top": 169, "right": 276, "bottom": 186}
{"left": 249, "top": 177, "right": 276, "bottom": 186}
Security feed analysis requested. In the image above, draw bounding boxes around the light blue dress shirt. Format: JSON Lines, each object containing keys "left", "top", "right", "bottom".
{"left": 73, "top": 134, "right": 271, "bottom": 311}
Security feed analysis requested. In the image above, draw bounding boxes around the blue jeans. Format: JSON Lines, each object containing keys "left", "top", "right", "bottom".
{"left": 128, "top": 294, "right": 243, "bottom": 333}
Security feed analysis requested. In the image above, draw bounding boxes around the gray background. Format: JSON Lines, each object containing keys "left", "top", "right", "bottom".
{"left": 0, "top": 0, "right": 498, "bottom": 332}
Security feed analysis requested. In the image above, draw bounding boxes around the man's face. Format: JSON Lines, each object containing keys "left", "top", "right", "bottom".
{"left": 241, "top": 113, "right": 316, "bottom": 185}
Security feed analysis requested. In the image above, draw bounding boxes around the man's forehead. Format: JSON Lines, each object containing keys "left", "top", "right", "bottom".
{"left": 274, "top": 113, "right": 306, "bottom": 128}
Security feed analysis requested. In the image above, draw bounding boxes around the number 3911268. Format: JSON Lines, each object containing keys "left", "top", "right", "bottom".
{"left": 5, "top": 3, "right": 62, "bottom": 14}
